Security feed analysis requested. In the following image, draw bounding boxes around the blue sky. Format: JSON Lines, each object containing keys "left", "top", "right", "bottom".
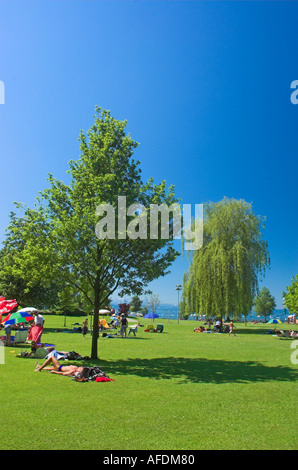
{"left": 0, "top": 1, "right": 297, "bottom": 309}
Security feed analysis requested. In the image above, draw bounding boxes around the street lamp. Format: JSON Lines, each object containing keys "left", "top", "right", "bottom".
{"left": 282, "top": 296, "right": 288, "bottom": 323}
{"left": 175, "top": 284, "right": 182, "bottom": 324}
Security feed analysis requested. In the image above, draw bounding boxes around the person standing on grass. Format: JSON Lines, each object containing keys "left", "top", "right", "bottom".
{"left": 120, "top": 314, "right": 128, "bottom": 338}
{"left": 27, "top": 311, "right": 45, "bottom": 343}
{"left": 82, "top": 318, "right": 88, "bottom": 338}
{"left": 229, "top": 320, "right": 237, "bottom": 336}
{"left": 2, "top": 323, "right": 12, "bottom": 345}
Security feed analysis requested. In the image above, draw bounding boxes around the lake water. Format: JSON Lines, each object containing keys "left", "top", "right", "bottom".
{"left": 153, "top": 307, "right": 290, "bottom": 322}
{"left": 113, "top": 303, "right": 291, "bottom": 322}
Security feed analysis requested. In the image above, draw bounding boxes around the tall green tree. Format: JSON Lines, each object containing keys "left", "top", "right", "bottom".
{"left": 181, "top": 198, "right": 270, "bottom": 320}
{"left": 130, "top": 295, "right": 142, "bottom": 312}
{"left": 253, "top": 287, "right": 276, "bottom": 322}
{"left": 283, "top": 275, "right": 298, "bottom": 314}
{"left": 4, "top": 107, "right": 179, "bottom": 358}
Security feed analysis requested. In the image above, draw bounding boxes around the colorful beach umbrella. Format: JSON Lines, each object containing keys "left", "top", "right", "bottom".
{"left": 3, "top": 311, "right": 34, "bottom": 325}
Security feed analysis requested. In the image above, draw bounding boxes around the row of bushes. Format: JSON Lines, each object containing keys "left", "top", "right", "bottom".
{"left": 37, "top": 307, "right": 89, "bottom": 317}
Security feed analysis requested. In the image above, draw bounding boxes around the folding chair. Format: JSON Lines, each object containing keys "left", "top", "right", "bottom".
{"left": 12, "top": 330, "right": 28, "bottom": 346}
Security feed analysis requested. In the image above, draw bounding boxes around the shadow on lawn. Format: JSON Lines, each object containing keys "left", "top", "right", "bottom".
{"left": 234, "top": 328, "right": 288, "bottom": 336}
{"left": 99, "top": 356, "right": 298, "bottom": 385}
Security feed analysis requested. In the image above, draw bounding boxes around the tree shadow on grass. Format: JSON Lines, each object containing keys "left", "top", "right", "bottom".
{"left": 234, "top": 328, "right": 285, "bottom": 336}
{"left": 99, "top": 356, "right": 298, "bottom": 385}
{"left": 42, "top": 327, "right": 78, "bottom": 334}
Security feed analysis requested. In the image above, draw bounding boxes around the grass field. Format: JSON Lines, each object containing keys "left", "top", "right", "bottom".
{"left": 1, "top": 316, "right": 297, "bottom": 450}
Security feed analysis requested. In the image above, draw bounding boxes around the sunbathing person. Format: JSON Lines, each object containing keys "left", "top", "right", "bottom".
{"left": 21, "top": 341, "right": 49, "bottom": 358}
{"left": 277, "top": 329, "right": 298, "bottom": 338}
{"left": 35, "top": 355, "right": 84, "bottom": 377}
{"left": 194, "top": 326, "right": 206, "bottom": 332}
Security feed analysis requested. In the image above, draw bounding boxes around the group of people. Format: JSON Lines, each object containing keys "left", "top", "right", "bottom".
{"left": 81, "top": 314, "right": 141, "bottom": 339}
{"left": 270, "top": 329, "right": 298, "bottom": 338}
{"left": 194, "top": 319, "right": 237, "bottom": 336}
{"left": 0, "top": 308, "right": 131, "bottom": 381}
{"left": 0, "top": 311, "right": 45, "bottom": 346}
{"left": 108, "top": 314, "right": 129, "bottom": 336}
{"left": 32, "top": 314, "right": 139, "bottom": 380}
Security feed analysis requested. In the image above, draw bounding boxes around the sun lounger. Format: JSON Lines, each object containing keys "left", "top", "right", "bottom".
{"left": 128, "top": 325, "right": 138, "bottom": 336}
{"left": 145, "top": 324, "right": 164, "bottom": 333}
{"left": 145, "top": 324, "right": 154, "bottom": 332}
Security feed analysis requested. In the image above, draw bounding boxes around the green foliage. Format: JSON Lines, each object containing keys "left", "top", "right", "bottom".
{"left": 181, "top": 198, "right": 270, "bottom": 319}
{"left": 140, "top": 305, "right": 148, "bottom": 315}
{"left": 130, "top": 295, "right": 142, "bottom": 312}
{"left": 283, "top": 275, "right": 298, "bottom": 314}
{"left": 253, "top": 287, "right": 276, "bottom": 322}
{"left": 0, "top": 212, "right": 60, "bottom": 308}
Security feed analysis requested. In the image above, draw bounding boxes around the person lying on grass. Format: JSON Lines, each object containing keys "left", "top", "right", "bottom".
{"left": 34, "top": 356, "right": 112, "bottom": 382}
{"left": 35, "top": 355, "right": 84, "bottom": 377}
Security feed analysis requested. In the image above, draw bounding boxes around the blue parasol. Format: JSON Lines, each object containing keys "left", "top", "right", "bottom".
{"left": 143, "top": 312, "right": 159, "bottom": 319}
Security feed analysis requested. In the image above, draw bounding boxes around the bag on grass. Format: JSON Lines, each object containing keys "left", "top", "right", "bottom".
{"left": 73, "top": 366, "right": 113, "bottom": 382}
{"left": 67, "top": 351, "right": 81, "bottom": 360}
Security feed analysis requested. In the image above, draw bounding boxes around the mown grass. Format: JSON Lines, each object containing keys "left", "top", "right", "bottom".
{"left": 1, "top": 316, "right": 297, "bottom": 450}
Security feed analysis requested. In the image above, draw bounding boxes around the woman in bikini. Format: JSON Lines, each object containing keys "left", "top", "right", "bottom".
{"left": 35, "top": 355, "right": 84, "bottom": 377}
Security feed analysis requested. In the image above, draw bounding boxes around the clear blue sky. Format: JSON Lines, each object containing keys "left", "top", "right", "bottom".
{"left": 0, "top": 1, "right": 297, "bottom": 309}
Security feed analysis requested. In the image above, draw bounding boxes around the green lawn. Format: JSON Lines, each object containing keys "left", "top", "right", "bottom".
{"left": 1, "top": 316, "right": 297, "bottom": 450}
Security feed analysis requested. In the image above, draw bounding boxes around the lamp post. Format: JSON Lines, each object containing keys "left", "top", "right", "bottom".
{"left": 175, "top": 284, "right": 182, "bottom": 324}
{"left": 282, "top": 296, "right": 289, "bottom": 323}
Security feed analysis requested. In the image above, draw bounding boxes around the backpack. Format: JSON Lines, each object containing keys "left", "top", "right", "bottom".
{"left": 67, "top": 351, "right": 80, "bottom": 360}
{"left": 74, "top": 366, "right": 111, "bottom": 382}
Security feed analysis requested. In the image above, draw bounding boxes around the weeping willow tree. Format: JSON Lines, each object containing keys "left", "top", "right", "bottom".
{"left": 181, "top": 198, "right": 270, "bottom": 320}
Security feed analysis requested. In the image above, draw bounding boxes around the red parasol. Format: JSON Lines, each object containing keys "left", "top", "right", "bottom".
{"left": 0, "top": 298, "right": 18, "bottom": 315}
